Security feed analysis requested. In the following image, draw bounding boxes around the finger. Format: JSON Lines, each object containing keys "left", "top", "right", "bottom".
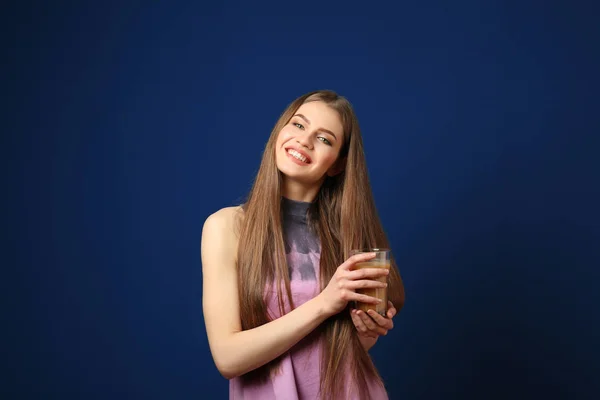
{"left": 345, "top": 279, "right": 388, "bottom": 290}
{"left": 358, "top": 310, "right": 388, "bottom": 336}
{"left": 340, "top": 252, "right": 377, "bottom": 270}
{"left": 387, "top": 302, "right": 397, "bottom": 319}
{"left": 346, "top": 268, "right": 390, "bottom": 280}
{"left": 367, "top": 309, "right": 394, "bottom": 330}
{"left": 350, "top": 292, "right": 383, "bottom": 304}
{"left": 352, "top": 309, "right": 378, "bottom": 338}
{"left": 350, "top": 309, "right": 372, "bottom": 335}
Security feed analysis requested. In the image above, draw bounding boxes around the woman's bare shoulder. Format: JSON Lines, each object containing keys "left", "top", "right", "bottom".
{"left": 205, "top": 205, "right": 244, "bottom": 224}
{"left": 202, "top": 206, "right": 245, "bottom": 245}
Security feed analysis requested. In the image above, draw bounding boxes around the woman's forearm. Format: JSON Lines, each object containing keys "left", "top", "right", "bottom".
{"left": 359, "top": 335, "right": 378, "bottom": 351}
{"left": 215, "top": 295, "right": 329, "bottom": 379}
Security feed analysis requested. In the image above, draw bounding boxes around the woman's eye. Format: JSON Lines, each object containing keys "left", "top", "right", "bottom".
{"left": 293, "top": 122, "right": 304, "bottom": 129}
{"left": 318, "top": 137, "right": 332, "bottom": 146}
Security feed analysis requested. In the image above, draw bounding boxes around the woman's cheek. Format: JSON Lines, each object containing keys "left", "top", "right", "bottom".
{"left": 322, "top": 153, "right": 338, "bottom": 169}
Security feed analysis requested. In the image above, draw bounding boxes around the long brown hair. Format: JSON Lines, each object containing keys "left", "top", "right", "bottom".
{"left": 236, "top": 90, "right": 405, "bottom": 399}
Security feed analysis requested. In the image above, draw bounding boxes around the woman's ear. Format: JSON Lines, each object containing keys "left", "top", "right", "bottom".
{"left": 327, "top": 157, "right": 347, "bottom": 177}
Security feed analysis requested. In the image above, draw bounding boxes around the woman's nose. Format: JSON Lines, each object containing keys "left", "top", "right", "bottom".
{"left": 296, "top": 132, "right": 313, "bottom": 150}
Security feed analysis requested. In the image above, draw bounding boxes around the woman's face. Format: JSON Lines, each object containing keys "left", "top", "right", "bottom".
{"left": 275, "top": 101, "right": 345, "bottom": 185}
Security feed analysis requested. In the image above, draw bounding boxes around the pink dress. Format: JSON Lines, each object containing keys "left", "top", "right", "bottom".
{"left": 229, "top": 198, "right": 389, "bottom": 400}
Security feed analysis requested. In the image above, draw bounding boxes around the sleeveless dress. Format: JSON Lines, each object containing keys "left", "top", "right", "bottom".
{"left": 229, "top": 197, "right": 389, "bottom": 400}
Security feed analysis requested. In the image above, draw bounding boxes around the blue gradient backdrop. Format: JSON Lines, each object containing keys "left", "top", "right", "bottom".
{"left": 3, "top": 1, "right": 599, "bottom": 399}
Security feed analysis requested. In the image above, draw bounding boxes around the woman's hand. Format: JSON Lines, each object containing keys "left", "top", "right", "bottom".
{"left": 350, "top": 301, "right": 397, "bottom": 344}
{"left": 317, "top": 252, "right": 389, "bottom": 318}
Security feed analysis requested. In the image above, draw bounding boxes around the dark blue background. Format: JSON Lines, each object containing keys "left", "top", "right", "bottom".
{"left": 3, "top": 1, "right": 599, "bottom": 399}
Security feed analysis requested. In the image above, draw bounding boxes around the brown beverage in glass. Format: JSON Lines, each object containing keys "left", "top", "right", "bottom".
{"left": 351, "top": 249, "right": 391, "bottom": 316}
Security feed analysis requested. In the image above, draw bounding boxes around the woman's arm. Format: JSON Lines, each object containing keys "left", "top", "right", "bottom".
{"left": 201, "top": 208, "right": 330, "bottom": 379}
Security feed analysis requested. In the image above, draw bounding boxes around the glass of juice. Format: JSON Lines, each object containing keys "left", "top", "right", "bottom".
{"left": 350, "top": 248, "right": 391, "bottom": 316}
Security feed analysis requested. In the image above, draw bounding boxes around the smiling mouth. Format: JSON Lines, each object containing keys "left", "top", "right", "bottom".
{"left": 286, "top": 148, "right": 311, "bottom": 164}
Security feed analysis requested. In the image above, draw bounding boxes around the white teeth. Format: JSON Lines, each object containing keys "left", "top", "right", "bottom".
{"left": 287, "top": 149, "right": 308, "bottom": 163}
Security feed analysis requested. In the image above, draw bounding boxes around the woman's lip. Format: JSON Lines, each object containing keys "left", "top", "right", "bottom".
{"left": 285, "top": 149, "right": 311, "bottom": 166}
{"left": 285, "top": 147, "right": 312, "bottom": 163}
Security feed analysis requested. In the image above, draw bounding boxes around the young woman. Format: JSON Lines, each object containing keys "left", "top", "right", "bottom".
{"left": 201, "top": 90, "right": 405, "bottom": 399}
